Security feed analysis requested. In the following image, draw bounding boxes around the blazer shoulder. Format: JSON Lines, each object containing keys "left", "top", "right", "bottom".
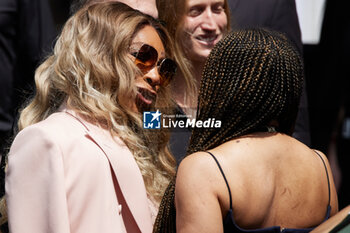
{"left": 14, "top": 112, "right": 87, "bottom": 145}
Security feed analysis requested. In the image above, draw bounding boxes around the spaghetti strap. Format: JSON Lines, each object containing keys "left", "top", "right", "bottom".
{"left": 313, "top": 150, "right": 331, "bottom": 207}
{"left": 206, "top": 151, "right": 233, "bottom": 210}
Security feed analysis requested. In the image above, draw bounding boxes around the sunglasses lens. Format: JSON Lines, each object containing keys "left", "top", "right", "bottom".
{"left": 132, "top": 44, "right": 158, "bottom": 73}
{"left": 130, "top": 44, "right": 176, "bottom": 86}
{"left": 158, "top": 58, "right": 177, "bottom": 86}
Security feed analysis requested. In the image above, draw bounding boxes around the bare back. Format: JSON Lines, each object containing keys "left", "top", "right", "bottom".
{"left": 175, "top": 132, "right": 338, "bottom": 232}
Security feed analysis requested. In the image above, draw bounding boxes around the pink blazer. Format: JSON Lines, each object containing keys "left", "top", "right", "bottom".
{"left": 5, "top": 107, "right": 155, "bottom": 233}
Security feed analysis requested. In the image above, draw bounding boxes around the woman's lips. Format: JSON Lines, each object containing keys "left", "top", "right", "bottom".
{"left": 137, "top": 92, "right": 152, "bottom": 105}
{"left": 136, "top": 88, "right": 157, "bottom": 110}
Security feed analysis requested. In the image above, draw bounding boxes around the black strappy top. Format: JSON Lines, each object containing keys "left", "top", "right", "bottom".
{"left": 206, "top": 151, "right": 332, "bottom": 233}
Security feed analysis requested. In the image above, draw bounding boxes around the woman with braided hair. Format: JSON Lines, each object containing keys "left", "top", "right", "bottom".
{"left": 153, "top": 28, "right": 338, "bottom": 233}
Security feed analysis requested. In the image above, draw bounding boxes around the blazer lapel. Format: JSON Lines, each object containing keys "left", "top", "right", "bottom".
{"left": 63, "top": 109, "right": 153, "bottom": 233}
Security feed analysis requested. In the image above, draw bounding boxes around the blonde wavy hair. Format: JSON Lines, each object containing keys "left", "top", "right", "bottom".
{"left": 18, "top": 2, "right": 176, "bottom": 203}
{"left": 156, "top": 0, "right": 231, "bottom": 104}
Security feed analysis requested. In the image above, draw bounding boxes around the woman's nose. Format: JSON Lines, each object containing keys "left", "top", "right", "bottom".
{"left": 143, "top": 66, "right": 161, "bottom": 89}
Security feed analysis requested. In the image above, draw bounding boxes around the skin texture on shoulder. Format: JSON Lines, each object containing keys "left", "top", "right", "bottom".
{"left": 175, "top": 151, "right": 225, "bottom": 233}
{"left": 175, "top": 133, "right": 339, "bottom": 232}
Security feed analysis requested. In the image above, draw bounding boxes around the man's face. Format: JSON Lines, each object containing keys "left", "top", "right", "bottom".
{"left": 182, "top": 0, "right": 227, "bottom": 63}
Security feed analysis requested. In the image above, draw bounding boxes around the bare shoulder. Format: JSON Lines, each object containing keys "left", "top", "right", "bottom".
{"left": 177, "top": 151, "right": 219, "bottom": 183}
{"left": 312, "top": 149, "right": 339, "bottom": 215}
{"left": 312, "top": 149, "right": 328, "bottom": 162}
{"left": 176, "top": 151, "right": 228, "bottom": 196}
{"left": 175, "top": 152, "right": 228, "bottom": 232}
{"left": 176, "top": 151, "right": 230, "bottom": 208}
{"left": 178, "top": 152, "right": 213, "bottom": 170}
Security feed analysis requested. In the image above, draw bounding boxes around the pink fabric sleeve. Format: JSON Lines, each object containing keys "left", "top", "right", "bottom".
{"left": 6, "top": 125, "right": 71, "bottom": 233}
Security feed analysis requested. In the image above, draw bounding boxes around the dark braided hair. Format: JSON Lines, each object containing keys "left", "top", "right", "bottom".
{"left": 188, "top": 28, "right": 304, "bottom": 154}
{"left": 153, "top": 28, "right": 304, "bottom": 233}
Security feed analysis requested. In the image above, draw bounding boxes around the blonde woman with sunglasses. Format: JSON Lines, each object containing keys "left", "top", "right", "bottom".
{"left": 5, "top": 2, "right": 176, "bottom": 233}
